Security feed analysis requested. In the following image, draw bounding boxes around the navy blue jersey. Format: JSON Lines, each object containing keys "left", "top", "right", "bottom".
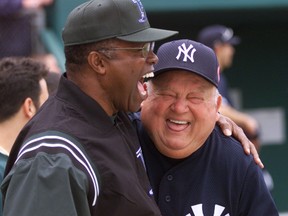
{"left": 130, "top": 112, "right": 278, "bottom": 216}
{"left": 218, "top": 73, "right": 234, "bottom": 107}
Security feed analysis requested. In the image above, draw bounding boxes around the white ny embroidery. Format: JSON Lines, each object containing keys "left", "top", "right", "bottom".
{"left": 186, "top": 204, "right": 230, "bottom": 216}
{"left": 176, "top": 43, "right": 196, "bottom": 63}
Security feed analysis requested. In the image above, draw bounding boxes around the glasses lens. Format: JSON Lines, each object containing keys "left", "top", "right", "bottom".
{"left": 142, "top": 42, "right": 155, "bottom": 58}
{"left": 150, "top": 42, "right": 155, "bottom": 51}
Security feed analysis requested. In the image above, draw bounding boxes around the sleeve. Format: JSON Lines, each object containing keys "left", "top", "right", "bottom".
{"left": 1, "top": 152, "right": 92, "bottom": 216}
{"left": 0, "top": 0, "right": 22, "bottom": 16}
{"left": 239, "top": 161, "right": 279, "bottom": 216}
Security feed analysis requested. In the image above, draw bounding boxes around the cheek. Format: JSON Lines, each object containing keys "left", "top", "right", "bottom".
{"left": 204, "top": 107, "right": 218, "bottom": 122}
{"left": 142, "top": 99, "right": 160, "bottom": 117}
{"left": 141, "top": 98, "right": 167, "bottom": 125}
{"left": 191, "top": 103, "right": 217, "bottom": 119}
{"left": 149, "top": 98, "right": 169, "bottom": 114}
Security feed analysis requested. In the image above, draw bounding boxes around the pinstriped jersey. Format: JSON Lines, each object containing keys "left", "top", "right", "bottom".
{"left": 130, "top": 112, "right": 278, "bottom": 216}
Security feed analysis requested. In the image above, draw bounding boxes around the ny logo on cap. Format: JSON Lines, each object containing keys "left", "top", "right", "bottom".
{"left": 132, "top": 0, "right": 147, "bottom": 23}
{"left": 176, "top": 43, "right": 196, "bottom": 63}
{"left": 222, "top": 28, "right": 234, "bottom": 41}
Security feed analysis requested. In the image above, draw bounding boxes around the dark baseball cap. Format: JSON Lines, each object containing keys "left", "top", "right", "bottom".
{"left": 62, "top": 0, "right": 178, "bottom": 46}
{"left": 153, "top": 39, "right": 220, "bottom": 87}
{"left": 197, "top": 25, "right": 240, "bottom": 49}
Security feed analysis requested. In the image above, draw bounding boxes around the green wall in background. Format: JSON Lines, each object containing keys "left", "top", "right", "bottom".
{"left": 142, "top": 0, "right": 288, "bottom": 11}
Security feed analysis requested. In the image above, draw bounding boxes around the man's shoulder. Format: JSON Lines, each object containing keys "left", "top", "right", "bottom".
{"left": 6, "top": 129, "right": 94, "bottom": 176}
{"left": 16, "top": 130, "right": 88, "bottom": 160}
{"left": 212, "top": 125, "right": 245, "bottom": 148}
{"left": 5, "top": 130, "right": 100, "bottom": 202}
{"left": 209, "top": 125, "right": 254, "bottom": 164}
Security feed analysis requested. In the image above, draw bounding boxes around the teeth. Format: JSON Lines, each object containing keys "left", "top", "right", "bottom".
{"left": 142, "top": 72, "right": 154, "bottom": 79}
{"left": 169, "top": 119, "right": 188, "bottom": 125}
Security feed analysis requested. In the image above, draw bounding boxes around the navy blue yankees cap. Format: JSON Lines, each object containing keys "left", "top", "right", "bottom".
{"left": 153, "top": 39, "right": 220, "bottom": 87}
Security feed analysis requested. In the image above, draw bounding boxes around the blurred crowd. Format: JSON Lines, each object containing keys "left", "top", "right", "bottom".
{"left": 0, "top": 0, "right": 61, "bottom": 73}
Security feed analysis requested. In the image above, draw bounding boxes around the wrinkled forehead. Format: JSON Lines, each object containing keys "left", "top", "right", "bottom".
{"left": 152, "top": 69, "right": 213, "bottom": 86}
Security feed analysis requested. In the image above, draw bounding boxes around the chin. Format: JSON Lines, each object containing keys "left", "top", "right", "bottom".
{"left": 162, "top": 150, "right": 187, "bottom": 159}
{"left": 165, "top": 142, "right": 187, "bottom": 151}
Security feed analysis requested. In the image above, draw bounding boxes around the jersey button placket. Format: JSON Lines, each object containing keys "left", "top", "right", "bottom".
{"left": 164, "top": 174, "right": 173, "bottom": 203}
{"left": 165, "top": 195, "right": 171, "bottom": 202}
{"left": 167, "top": 174, "right": 173, "bottom": 181}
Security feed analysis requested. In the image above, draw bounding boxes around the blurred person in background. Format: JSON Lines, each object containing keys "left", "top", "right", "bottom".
{"left": 197, "top": 24, "right": 274, "bottom": 192}
{"left": 44, "top": 70, "right": 61, "bottom": 94}
{"left": 0, "top": 57, "right": 49, "bottom": 216}
{"left": 197, "top": 25, "right": 260, "bottom": 148}
{"left": 32, "top": 54, "right": 62, "bottom": 74}
{"left": 0, "top": 0, "right": 59, "bottom": 68}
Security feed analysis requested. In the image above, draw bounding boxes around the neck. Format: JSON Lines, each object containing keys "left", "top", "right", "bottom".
{"left": 0, "top": 115, "right": 28, "bottom": 155}
{"left": 68, "top": 70, "right": 116, "bottom": 116}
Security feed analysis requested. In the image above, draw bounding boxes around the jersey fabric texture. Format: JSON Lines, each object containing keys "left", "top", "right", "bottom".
{"left": 218, "top": 73, "right": 234, "bottom": 106}
{"left": 130, "top": 112, "right": 279, "bottom": 216}
{"left": 1, "top": 74, "right": 161, "bottom": 216}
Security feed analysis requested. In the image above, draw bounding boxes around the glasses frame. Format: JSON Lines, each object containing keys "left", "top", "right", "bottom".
{"left": 97, "top": 42, "right": 155, "bottom": 59}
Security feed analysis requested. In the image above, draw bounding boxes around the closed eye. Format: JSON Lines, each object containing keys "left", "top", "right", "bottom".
{"left": 188, "top": 97, "right": 204, "bottom": 104}
{"left": 158, "top": 93, "right": 176, "bottom": 99}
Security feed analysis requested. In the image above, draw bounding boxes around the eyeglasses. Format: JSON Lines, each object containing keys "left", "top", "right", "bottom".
{"left": 98, "top": 42, "right": 155, "bottom": 59}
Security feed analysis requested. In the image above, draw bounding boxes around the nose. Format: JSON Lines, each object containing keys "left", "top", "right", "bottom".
{"left": 170, "top": 98, "right": 189, "bottom": 113}
{"left": 147, "top": 51, "right": 158, "bottom": 65}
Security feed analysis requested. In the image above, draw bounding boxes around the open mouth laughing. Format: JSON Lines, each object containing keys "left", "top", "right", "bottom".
{"left": 167, "top": 119, "right": 191, "bottom": 132}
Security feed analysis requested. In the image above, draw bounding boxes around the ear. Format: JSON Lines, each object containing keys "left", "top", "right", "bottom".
{"left": 22, "top": 98, "right": 37, "bottom": 119}
{"left": 87, "top": 51, "right": 106, "bottom": 75}
{"left": 140, "top": 82, "right": 149, "bottom": 109}
{"left": 214, "top": 43, "right": 224, "bottom": 54}
{"left": 216, "top": 94, "right": 222, "bottom": 120}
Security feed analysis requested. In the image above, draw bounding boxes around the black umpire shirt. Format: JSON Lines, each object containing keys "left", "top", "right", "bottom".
{"left": 1, "top": 73, "right": 161, "bottom": 216}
